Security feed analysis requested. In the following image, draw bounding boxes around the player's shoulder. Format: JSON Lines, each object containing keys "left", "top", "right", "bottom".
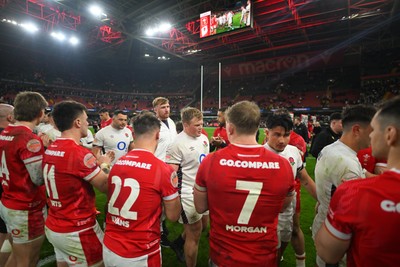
{"left": 285, "top": 144, "right": 300, "bottom": 155}
{"left": 94, "top": 126, "right": 107, "bottom": 136}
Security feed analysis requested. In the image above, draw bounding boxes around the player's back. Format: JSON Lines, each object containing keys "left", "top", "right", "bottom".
{"left": 0, "top": 125, "right": 45, "bottom": 210}
{"left": 328, "top": 170, "right": 400, "bottom": 266}
{"left": 202, "top": 144, "right": 294, "bottom": 266}
{"left": 313, "top": 140, "right": 363, "bottom": 238}
{"left": 104, "top": 149, "right": 178, "bottom": 258}
{"left": 43, "top": 138, "right": 99, "bottom": 232}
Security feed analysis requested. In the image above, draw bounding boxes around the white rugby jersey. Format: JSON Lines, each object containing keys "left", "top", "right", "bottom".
{"left": 264, "top": 143, "right": 303, "bottom": 218}
{"left": 166, "top": 131, "right": 209, "bottom": 199}
{"left": 93, "top": 125, "right": 133, "bottom": 165}
{"left": 311, "top": 140, "right": 365, "bottom": 238}
{"left": 154, "top": 117, "right": 177, "bottom": 162}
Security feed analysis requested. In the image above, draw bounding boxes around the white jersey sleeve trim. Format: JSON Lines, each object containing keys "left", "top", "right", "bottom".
{"left": 163, "top": 192, "right": 179, "bottom": 201}
{"left": 83, "top": 167, "right": 101, "bottom": 182}
{"left": 25, "top": 159, "right": 44, "bottom": 186}
{"left": 324, "top": 218, "right": 352, "bottom": 241}
{"left": 194, "top": 183, "right": 207, "bottom": 192}
{"left": 23, "top": 155, "right": 43, "bottom": 164}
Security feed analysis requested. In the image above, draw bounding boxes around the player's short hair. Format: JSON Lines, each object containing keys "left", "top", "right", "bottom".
{"left": 218, "top": 106, "right": 227, "bottom": 113}
{"left": 266, "top": 109, "right": 293, "bottom": 132}
{"left": 175, "top": 121, "right": 183, "bottom": 133}
{"left": 376, "top": 96, "right": 400, "bottom": 129}
{"left": 13, "top": 91, "right": 47, "bottom": 122}
{"left": 52, "top": 101, "right": 87, "bottom": 132}
{"left": 342, "top": 104, "right": 376, "bottom": 131}
{"left": 329, "top": 112, "right": 342, "bottom": 122}
{"left": 133, "top": 112, "right": 160, "bottom": 137}
{"left": 113, "top": 110, "right": 127, "bottom": 117}
{"left": 98, "top": 108, "right": 109, "bottom": 114}
{"left": 225, "top": 101, "right": 260, "bottom": 135}
{"left": 152, "top": 97, "right": 169, "bottom": 108}
{"left": 181, "top": 107, "right": 203, "bottom": 124}
{"left": 0, "top": 104, "right": 14, "bottom": 119}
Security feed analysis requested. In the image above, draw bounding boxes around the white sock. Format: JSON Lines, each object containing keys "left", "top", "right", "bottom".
{"left": 295, "top": 253, "right": 306, "bottom": 267}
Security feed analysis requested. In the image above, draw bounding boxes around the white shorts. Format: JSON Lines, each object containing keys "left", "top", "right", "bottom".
{"left": 179, "top": 196, "right": 203, "bottom": 225}
{"left": 103, "top": 245, "right": 161, "bottom": 267}
{"left": 316, "top": 254, "right": 347, "bottom": 267}
{"left": 0, "top": 202, "right": 46, "bottom": 244}
{"left": 45, "top": 221, "right": 104, "bottom": 267}
{"left": 278, "top": 196, "right": 296, "bottom": 243}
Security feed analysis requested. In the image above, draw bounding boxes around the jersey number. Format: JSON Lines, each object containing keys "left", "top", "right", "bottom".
{"left": 108, "top": 176, "right": 140, "bottom": 220}
{"left": 0, "top": 151, "right": 9, "bottom": 181}
{"left": 236, "top": 180, "right": 262, "bottom": 224}
{"left": 43, "top": 164, "right": 59, "bottom": 199}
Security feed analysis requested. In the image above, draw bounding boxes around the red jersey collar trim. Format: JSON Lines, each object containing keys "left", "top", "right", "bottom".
{"left": 57, "top": 138, "right": 79, "bottom": 145}
{"left": 9, "top": 124, "right": 32, "bottom": 131}
{"left": 131, "top": 148, "right": 152, "bottom": 153}
{"left": 389, "top": 168, "right": 400, "bottom": 174}
{"left": 231, "top": 143, "right": 262, "bottom": 148}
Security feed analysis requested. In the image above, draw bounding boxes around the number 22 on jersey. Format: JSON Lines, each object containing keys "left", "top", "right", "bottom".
{"left": 108, "top": 175, "right": 140, "bottom": 220}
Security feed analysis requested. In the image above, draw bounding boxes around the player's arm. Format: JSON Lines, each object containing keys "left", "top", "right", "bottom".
{"left": 193, "top": 186, "right": 208, "bottom": 213}
{"left": 89, "top": 171, "right": 108, "bottom": 193}
{"left": 315, "top": 223, "right": 350, "bottom": 264}
{"left": 163, "top": 196, "right": 181, "bottom": 222}
{"left": 168, "top": 163, "right": 179, "bottom": 172}
{"left": 92, "top": 144, "right": 102, "bottom": 157}
{"left": 281, "top": 192, "right": 294, "bottom": 212}
{"left": 25, "top": 158, "right": 44, "bottom": 186}
{"left": 297, "top": 168, "right": 317, "bottom": 200}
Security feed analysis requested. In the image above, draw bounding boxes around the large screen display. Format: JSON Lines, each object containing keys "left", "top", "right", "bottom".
{"left": 200, "top": 0, "right": 253, "bottom": 38}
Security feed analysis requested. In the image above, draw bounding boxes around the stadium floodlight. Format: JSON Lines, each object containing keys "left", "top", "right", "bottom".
{"left": 20, "top": 23, "right": 39, "bottom": 33}
{"left": 51, "top": 32, "right": 66, "bottom": 41}
{"left": 89, "top": 5, "right": 107, "bottom": 17}
{"left": 69, "top": 36, "right": 79, "bottom": 45}
{"left": 158, "top": 22, "right": 171, "bottom": 32}
{"left": 145, "top": 28, "right": 155, "bottom": 36}
{"left": 11, "top": 20, "right": 17, "bottom": 25}
{"left": 144, "top": 54, "right": 150, "bottom": 57}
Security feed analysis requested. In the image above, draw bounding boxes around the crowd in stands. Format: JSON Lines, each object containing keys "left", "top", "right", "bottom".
{"left": 1, "top": 61, "right": 399, "bottom": 120}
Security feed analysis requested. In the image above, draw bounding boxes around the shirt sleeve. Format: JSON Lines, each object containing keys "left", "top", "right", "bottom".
{"left": 77, "top": 150, "right": 101, "bottom": 182}
{"left": 161, "top": 164, "right": 179, "bottom": 201}
{"left": 93, "top": 130, "right": 104, "bottom": 147}
{"left": 195, "top": 154, "right": 212, "bottom": 192}
{"left": 324, "top": 182, "right": 355, "bottom": 240}
{"left": 280, "top": 158, "right": 295, "bottom": 196}
{"left": 165, "top": 140, "right": 182, "bottom": 165}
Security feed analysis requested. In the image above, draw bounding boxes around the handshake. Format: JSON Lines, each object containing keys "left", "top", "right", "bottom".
{"left": 211, "top": 135, "right": 226, "bottom": 148}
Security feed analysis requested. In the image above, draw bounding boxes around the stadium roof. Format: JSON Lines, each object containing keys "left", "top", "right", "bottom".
{"left": 0, "top": 0, "right": 399, "bottom": 64}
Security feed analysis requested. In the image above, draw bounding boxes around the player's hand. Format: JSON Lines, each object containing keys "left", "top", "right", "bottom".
{"left": 97, "top": 151, "right": 114, "bottom": 166}
{"left": 40, "top": 133, "right": 51, "bottom": 148}
{"left": 211, "top": 136, "right": 223, "bottom": 147}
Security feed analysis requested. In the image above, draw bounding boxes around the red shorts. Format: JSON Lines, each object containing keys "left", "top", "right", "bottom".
{"left": 295, "top": 178, "right": 301, "bottom": 213}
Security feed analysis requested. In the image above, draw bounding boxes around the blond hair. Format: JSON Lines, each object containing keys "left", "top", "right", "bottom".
{"left": 226, "top": 101, "right": 260, "bottom": 135}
